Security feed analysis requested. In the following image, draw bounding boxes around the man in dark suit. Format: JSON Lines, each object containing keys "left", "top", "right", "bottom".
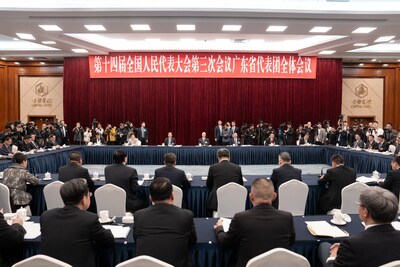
{"left": 45, "top": 134, "right": 59, "bottom": 148}
{"left": 0, "top": 137, "right": 12, "bottom": 155}
{"left": 0, "top": 209, "right": 26, "bottom": 267}
{"left": 134, "top": 178, "right": 197, "bottom": 267}
{"left": 17, "top": 135, "right": 32, "bottom": 152}
{"left": 366, "top": 134, "right": 379, "bottom": 150}
{"left": 214, "top": 178, "right": 295, "bottom": 267}
{"left": 59, "top": 120, "right": 69, "bottom": 145}
{"left": 206, "top": 148, "right": 243, "bottom": 211}
{"left": 29, "top": 134, "right": 40, "bottom": 150}
{"left": 379, "top": 156, "right": 400, "bottom": 200}
{"left": 40, "top": 179, "right": 114, "bottom": 267}
{"left": 352, "top": 133, "right": 365, "bottom": 149}
{"left": 91, "top": 132, "right": 105, "bottom": 145}
{"left": 231, "top": 121, "right": 240, "bottom": 137}
{"left": 299, "top": 132, "right": 312, "bottom": 145}
{"left": 154, "top": 153, "right": 191, "bottom": 208}
{"left": 318, "top": 154, "right": 356, "bottom": 214}
{"left": 230, "top": 132, "right": 241, "bottom": 146}
{"left": 377, "top": 134, "right": 390, "bottom": 152}
{"left": 163, "top": 132, "right": 176, "bottom": 146}
{"left": 214, "top": 120, "right": 223, "bottom": 145}
{"left": 105, "top": 150, "right": 145, "bottom": 213}
{"left": 319, "top": 187, "right": 400, "bottom": 267}
{"left": 137, "top": 122, "right": 148, "bottom": 145}
{"left": 264, "top": 132, "right": 278, "bottom": 146}
{"left": 58, "top": 151, "right": 96, "bottom": 212}
{"left": 198, "top": 132, "right": 210, "bottom": 146}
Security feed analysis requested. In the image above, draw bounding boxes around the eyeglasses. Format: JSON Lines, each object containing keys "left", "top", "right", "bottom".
{"left": 355, "top": 201, "right": 365, "bottom": 207}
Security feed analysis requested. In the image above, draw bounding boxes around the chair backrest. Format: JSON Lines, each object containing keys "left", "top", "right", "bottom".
{"left": 115, "top": 255, "right": 174, "bottom": 267}
{"left": 0, "top": 183, "right": 12, "bottom": 213}
{"left": 172, "top": 185, "right": 183, "bottom": 208}
{"left": 43, "top": 181, "right": 64, "bottom": 210}
{"left": 389, "top": 145, "right": 396, "bottom": 153}
{"left": 380, "top": 261, "right": 400, "bottom": 267}
{"left": 341, "top": 182, "right": 368, "bottom": 214}
{"left": 246, "top": 248, "right": 310, "bottom": 267}
{"left": 95, "top": 184, "right": 126, "bottom": 217}
{"left": 216, "top": 182, "right": 247, "bottom": 218}
{"left": 12, "top": 254, "right": 72, "bottom": 267}
{"left": 278, "top": 179, "right": 309, "bottom": 216}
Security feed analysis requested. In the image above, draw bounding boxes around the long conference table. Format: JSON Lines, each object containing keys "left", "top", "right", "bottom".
{"left": 23, "top": 214, "right": 366, "bottom": 267}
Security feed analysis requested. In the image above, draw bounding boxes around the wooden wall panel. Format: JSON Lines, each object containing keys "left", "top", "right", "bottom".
{"left": 343, "top": 64, "right": 400, "bottom": 130}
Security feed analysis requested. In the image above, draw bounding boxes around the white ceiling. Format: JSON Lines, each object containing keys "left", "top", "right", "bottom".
{"left": 1, "top": 0, "right": 400, "bottom": 63}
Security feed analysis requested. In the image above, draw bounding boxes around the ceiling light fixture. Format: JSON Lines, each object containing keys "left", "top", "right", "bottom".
{"left": 266, "top": 26, "right": 287, "bottom": 32}
{"left": 42, "top": 41, "right": 56, "bottom": 45}
{"left": 383, "top": 64, "right": 388, "bottom": 66}
{"left": 359, "top": 63, "right": 364, "bottom": 66}
{"left": 319, "top": 50, "right": 335, "bottom": 55}
{"left": 1, "top": 57, "right": 6, "bottom": 60}
{"left": 16, "top": 33, "right": 35, "bottom": 40}
{"left": 71, "top": 48, "right": 88, "bottom": 53}
{"left": 222, "top": 25, "right": 242, "bottom": 31}
{"left": 14, "top": 62, "right": 20, "bottom": 65}
{"left": 131, "top": 24, "right": 151, "bottom": 31}
{"left": 353, "top": 43, "right": 368, "bottom": 46}
{"left": 309, "top": 27, "right": 332, "bottom": 33}
{"left": 28, "top": 57, "right": 34, "bottom": 60}
{"left": 177, "top": 24, "right": 195, "bottom": 31}
{"left": 39, "top": 25, "right": 63, "bottom": 31}
{"left": 374, "top": 36, "right": 395, "bottom": 42}
{"left": 84, "top": 25, "right": 106, "bottom": 31}
{"left": 371, "top": 59, "right": 377, "bottom": 62}
{"left": 352, "top": 27, "right": 376, "bottom": 34}
{"left": 40, "top": 62, "right": 45, "bottom": 65}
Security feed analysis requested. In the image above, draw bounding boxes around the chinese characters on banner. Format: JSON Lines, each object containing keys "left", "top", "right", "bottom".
{"left": 89, "top": 52, "right": 317, "bottom": 79}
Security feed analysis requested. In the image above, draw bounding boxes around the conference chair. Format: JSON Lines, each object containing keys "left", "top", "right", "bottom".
{"left": 341, "top": 182, "right": 368, "bottom": 214}
{"left": 172, "top": 185, "right": 183, "bottom": 208}
{"left": 380, "top": 261, "right": 400, "bottom": 267}
{"left": 12, "top": 254, "right": 72, "bottom": 267}
{"left": 215, "top": 182, "right": 247, "bottom": 218}
{"left": 43, "top": 181, "right": 64, "bottom": 210}
{"left": 95, "top": 184, "right": 126, "bottom": 217}
{"left": 245, "top": 248, "right": 310, "bottom": 267}
{"left": 278, "top": 179, "right": 309, "bottom": 216}
{"left": 115, "top": 255, "right": 173, "bottom": 267}
{"left": 0, "top": 183, "right": 12, "bottom": 213}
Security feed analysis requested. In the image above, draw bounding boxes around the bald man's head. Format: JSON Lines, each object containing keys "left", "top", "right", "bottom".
{"left": 250, "top": 178, "right": 276, "bottom": 204}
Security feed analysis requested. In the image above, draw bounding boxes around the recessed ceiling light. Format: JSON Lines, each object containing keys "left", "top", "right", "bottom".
{"left": 319, "top": 50, "right": 335, "bottom": 55}
{"left": 180, "top": 38, "right": 196, "bottom": 42}
{"left": 359, "top": 63, "right": 364, "bottom": 66}
{"left": 222, "top": 25, "right": 242, "bottom": 31}
{"left": 28, "top": 57, "right": 34, "bottom": 60}
{"left": 177, "top": 24, "right": 195, "bottom": 31}
{"left": 353, "top": 43, "right": 368, "bottom": 47}
{"left": 131, "top": 24, "right": 151, "bottom": 31}
{"left": 1, "top": 57, "right": 6, "bottom": 60}
{"left": 383, "top": 64, "right": 388, "bottom": 66}
{"left": 352, "top": 27, "right": 376, "bottom": 34}
{"left": 39, "top": 25, "right": 63, "bottom": 31}
{"left": 398, "top": 59, "right": 400, "bottom": 62}
{"left": 374, "top": 36, "right": 395, "bottom": 42}
{"left": 371, "top": 59, "right": 377, "bottom": 62}
{"left": 309, "top": 27, "right": 332, "bottom": 33}
{"left": 42, "top": 41, "right": 56, "bottom": 45}
{"left": 14, "top": 62, "right": 20, "bottom": 65}
{"left": 40, "top": 62, "right": 45, "bottom": 65}
{"left": 266, "top": 26, "right": 287, "bottom": 32}
{"left": 16, "top": 33, "right": 35, "bottom": 40}
{"left": 71, "top": 48, "right": 88, "bottom": 53}
{"left": 145, "top": 38, "right": 160, "bottom": 42}
{"left": 84, "top": 25, "right": 106, "bottom": 31}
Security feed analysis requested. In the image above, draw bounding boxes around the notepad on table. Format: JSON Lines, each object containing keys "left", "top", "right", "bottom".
{"left": 23, "top": 222, "right": 41, "bottom": 239}
{"left": 356, "top": 176, "right": 378, "bottom": 184}
{"left": 305, "top": 221, "right": 349, "bottom": 238}
{"left": 102, "top": 225, "right": 131, "bottom": 238}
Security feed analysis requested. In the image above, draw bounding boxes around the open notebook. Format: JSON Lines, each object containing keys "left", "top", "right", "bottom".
{"left": 306, "top": 221, "right": 349, "bottom": 238}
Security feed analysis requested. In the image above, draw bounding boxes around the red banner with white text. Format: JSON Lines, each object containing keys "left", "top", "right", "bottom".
{"left": 89, "top": 52, "right": 317, "bottom": 79}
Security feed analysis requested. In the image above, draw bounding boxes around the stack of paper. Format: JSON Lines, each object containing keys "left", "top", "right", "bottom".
{"left": 23, "top": 222, "right": 41, "bottom": 239}
{"left": 102, "top": 225, "right": 131, "bottom": 238}
{"left": 356, "top": 176, "right": 379, "bottom": 183}
{"left": 305, "top": 221, "right": 349, "bottom": 238}
{"left": 220, "top": 218, "right": 232, "bottom": 232}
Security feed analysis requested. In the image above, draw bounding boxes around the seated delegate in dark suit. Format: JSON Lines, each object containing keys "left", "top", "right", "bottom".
{"left": 0, "top": 137, "right": 12, "bottom": 155}
{"left": 105, "top": 150, "right": 145, "bottom": 213}
{"left": 45, "top": 134, "right": 59, "bottom": 148}
{"left": 366, "top": 135, "right": 379, "bottom": 150}
{"left": 264, "top": 133, "right": 278, "bottom": 146}
{"left": 163, "top": 132, "right": 176, "bottom": 146}
{"left": 154, "top": 153, "right": 191, "bottom": 208}
{"left": 206, "top": 148, "right": 243, "bottom": 211}
{"left": 198, "top": 132, "right": 210, "bottom": 146}
{"left": 58, "top": 151, "right": 96, "bottom": 213}
{"left": 270, "top": 152, "right": 302, "bottom": 206}
{"left": 0, "top": 210, "right": 26, "bottom": 267}
{"left": 377, "top": 134, "right": 390, "bottom": 152}
{"left": 352, "top": 133, "right": 365, "bottom": 148}
{"left": 318, "top": 154, "right": 356, "bottom": 214}
{"left": 214, "top": 178, "right": 295, "bottom": 267}
{"left": 134, "top": 178, "right": 197, "bottom": 267}
{"left": 379, "top": 156, "right": 400, "bottom": 200}
{"left": 319, "top": 187, "right": 400, "bottom": 267}
{"left": 229, "top": 132, "right": 241, "bottom": 146}
{"left": 91, "top": 133, "right": 105, "bottom": 145}
{"left": 40, "top": 179, "right": 114, "bottom": 267}
{"left": 299, "top": 133, "right": 312, "bottom": 145}
{"left": 17, "top": 135, "right": 32, "bottom": 152}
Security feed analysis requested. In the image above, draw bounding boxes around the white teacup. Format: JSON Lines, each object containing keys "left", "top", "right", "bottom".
{"left": 0, "top": 172, "right": 3, "bottom": 179}
{"left": 332, "top": 212, "right": 346, "bottom": 225}
{"left": 99, "top": 210, "right": 109, "bottom": 222}
{"left": 372, "top": 170, "right": 380, "bottom": 179}
{"left": 186, "top": 173, "right": 193, "bottom": 181}
{"left": 45, "top": 172, "right": 51, "bottom": 179}
{"left": 17, "top": 208, "right": 27, "bottom": 221}
{"left": 93, "top": 172, "right": 99, "bottom": 179}
{"left": 143, "top": 173, "right": 150, "bottom": 179}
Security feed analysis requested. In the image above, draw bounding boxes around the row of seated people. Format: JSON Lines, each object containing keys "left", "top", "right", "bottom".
{"left": 2, "top": 176, "right": 400, "bottom": 267}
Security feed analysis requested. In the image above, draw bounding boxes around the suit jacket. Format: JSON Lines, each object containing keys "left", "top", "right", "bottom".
{"left": 104, "top": 163, "right": 144, "bottom": 212}
{"left": 318, "top": 165, "right": 356, "bottom": 213}
{"left": 230, "top": 137, "right": 241, "bottom": 146}
{"left": 163, "top": 137, "right": 176, "bottom": 146}
{"left": 91, "top": 136, "right": 105, "bottom": 145}
{"left": 154, "top": 165, "right": 190, "bottom": 190}
{"left": 367, "top": 140, "right": 379, "bottom": 150}
{"left": 206, "top": 160, "right": 243, "bottom": 210}
{"left": 214, "top": 204, "right": 295, "bottom": 267}
{"left": 327, "top": 224, "right": 400, "bottom": 267}
{"left": 29, "top": 141, "right": 40, "bottom": 150}
{"left": 137, "top": 127, "right": 148, "bottom": 144}
{"left": 380, "top": 169, "right": 400, "bottom": 200}
{"left": 231, "top": 126, "right": 240, "bottom": 136}
{"left": 0, "top": 144, "right": 11, "bottom": 155}
{"left": 45, "top": 140, "right": 58, "bottom": 148}
{"left": 270, "top": 164, "right": 302, "bottom": 192}
{"left": 395, "top": 145, "right": 400, "bottom": 155}
{"left": 198, "top": 137, "right": 210, "bottom": 146}
{"left": 0, "top": 212, "right": 26, "bottom": 267}
{"left": 353, "top": 140, "right": 365, "bottom": 149}
{"left": 133, "top": 203, "right": 197, "bottom": 267}
{"left": 214, "top": 125, "right": 223, "bottom": 140}
{"left": 378, "top": 141, "right": 390, "bottom": 152}
{"left": 17, "top": 141, "right": 31, "bottom": 152}
{"left": 265, "top": 137, "right": 278, "bottom": 146}
{"left": 299, "top": 137, "right": 311, "bottom": 145}
{"left": 40, "top": 205, "right": 114, "bottom": 267}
